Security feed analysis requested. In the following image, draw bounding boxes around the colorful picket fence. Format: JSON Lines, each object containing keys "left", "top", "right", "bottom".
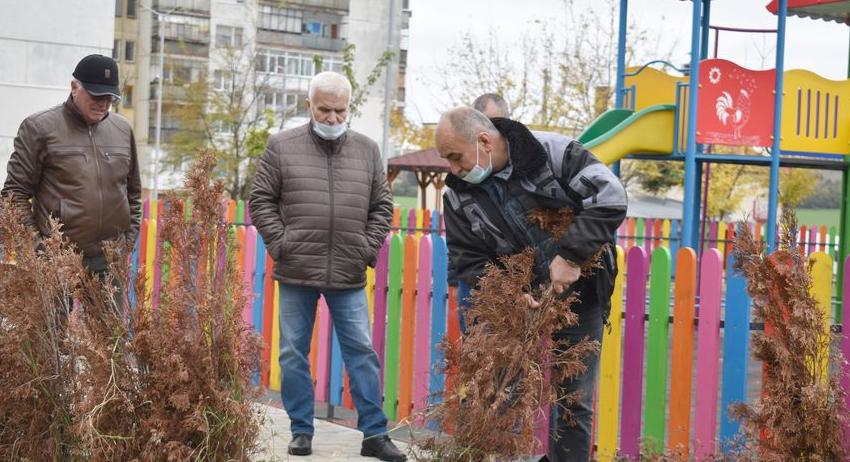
{"left": 617, "top": 217, "right": 841, "bottom": 262}
{"left": 134, "top": 201, "right": 850, "bottom": 459}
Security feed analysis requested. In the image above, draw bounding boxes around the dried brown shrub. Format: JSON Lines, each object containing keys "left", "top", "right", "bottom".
{"left": 1, "top": 151, "right": 262, "bottom": 461}
{"left": 72, "top": 151, "right": 263, "bottom": 461}
{"left": 731, "top": 208, "right": 847, "bottom": 461}
{"left": 416, "top": 207, "right": 598, "bottom": 461}
{"left": 0, "top": 199, "right": 85, "bottom": 460}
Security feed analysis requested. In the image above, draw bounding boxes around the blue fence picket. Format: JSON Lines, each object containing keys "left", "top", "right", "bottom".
{"left": 329, "top": 328, "right": 344, "bottom": 406}
{"left": 429, "top": 235, "right": 448, "bottom": 407}
{"left": 719, "top": 253, "right": 752, "bottom": 450}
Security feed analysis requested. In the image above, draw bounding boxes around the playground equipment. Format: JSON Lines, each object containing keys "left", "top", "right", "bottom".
{"left": 594, "top": 0, "right": 850, "bottom": 258}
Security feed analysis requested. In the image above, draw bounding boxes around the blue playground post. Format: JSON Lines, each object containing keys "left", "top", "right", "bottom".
{"left": 612, "top": 0, "right": 628, "bottom": 177}
{"left": 682, "top": 0, "right": 704, "bottom": 249}
{"left": 766, "top": 0, "right": 787, "bottom": 252}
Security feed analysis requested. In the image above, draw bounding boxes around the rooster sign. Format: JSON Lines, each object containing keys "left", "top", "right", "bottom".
{"left": 697, "top": 59, "right": 776, "bottom": 147}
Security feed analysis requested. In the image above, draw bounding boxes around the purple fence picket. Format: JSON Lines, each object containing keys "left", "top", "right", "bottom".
{"left": 808, "top": 227, "right": 817, "bottom": 255}
{"left": 242, "top": 226, "right": 257, "bottom": 325}
{"left": 693, "top": 249, "right": 723, "bottom": 459}
{"left": 408, "top": 209, "right": 417, "bottom": 234}
{"left": 412, "top": 236, "right": 433, "bottom": 422}
{"left": 843, "top": 258, "right": 850, "bottom": 444}
{"left": 708, "top": 221, "right": 717, "bottom": 249}
{"left": 373, "top": 237, "right": 390, "bottom": 383}
{"left": 620, "top": 246, "right": 649, "bottom": 459}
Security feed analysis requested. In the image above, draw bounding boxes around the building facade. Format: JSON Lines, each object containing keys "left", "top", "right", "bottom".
{"left": 0, "top": 0, "right": 115, "bottom": 185}
{"left": 113, "top": 0, "right": 409, "bottom": 192}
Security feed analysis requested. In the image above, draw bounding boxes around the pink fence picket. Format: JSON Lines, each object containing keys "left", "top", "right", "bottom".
{"left": 412, "top": 236, "right": 433, "bottom": 422}
{"left": 693, "top": 249, "right": 723, "bottom": 459}
{"left": 314, "top": 297, "right": 332, "bottom": 402}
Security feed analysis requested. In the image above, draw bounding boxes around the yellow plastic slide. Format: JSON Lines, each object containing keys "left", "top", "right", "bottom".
{"left": 578, "top": 105, "right": 677, "bottom": 165}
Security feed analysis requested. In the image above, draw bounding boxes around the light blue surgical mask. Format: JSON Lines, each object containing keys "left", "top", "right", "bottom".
{"left": 312, "top": 121, "right": 347, "bottom": 140}
{"left": 459, "top": 137, "right": 492, "bottom": 184}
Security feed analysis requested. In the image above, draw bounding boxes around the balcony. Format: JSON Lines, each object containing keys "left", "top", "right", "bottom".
{"left": 283, "top": 0, "right": 349, "bottom": 12}
{"left": 256, "top": 29, "right": 345, "bottom": 52}
{"left": 154, "top": 0, "right": 210, "bottom": 15}
{"left": 153, "top": 21, "right": 210, "bottom": 45}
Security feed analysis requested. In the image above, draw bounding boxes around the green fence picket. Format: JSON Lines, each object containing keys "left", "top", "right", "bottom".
{"left": 383, "top": 233, "right": 405, "bottom": 420}
{"left": 644, "top": 246, "right": 672, "bottom": 451}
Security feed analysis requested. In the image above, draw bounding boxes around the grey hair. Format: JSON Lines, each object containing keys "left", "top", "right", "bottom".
{"left": 308, "top": 71, "right": 352, "bottom": 101}
{"left": 472, "top": 93, "right": 509, "bottom": 117}
{"left": 439, "top": 106, "right": 498, "bottom": 144}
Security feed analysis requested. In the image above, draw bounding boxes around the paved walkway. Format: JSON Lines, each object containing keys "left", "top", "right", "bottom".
{"left": 254, "top": 404, "right": 411, "bottom": 462}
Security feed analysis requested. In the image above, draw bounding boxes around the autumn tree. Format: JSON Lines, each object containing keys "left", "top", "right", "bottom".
{"left": 423, "top": 0, "right": 670, "bottom": 134}
{"left": 165, "top": 39, "right": 391, "bottom": 200}
{"left": 164, "top": 43, "right": 274, "bottom": 199}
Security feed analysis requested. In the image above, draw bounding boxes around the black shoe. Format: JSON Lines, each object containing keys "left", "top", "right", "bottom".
{"left": 287, "top": 433, "right": 312, "bottom": 456}
{"left": 361, "top": 435, "right": 407, "bottom": 461}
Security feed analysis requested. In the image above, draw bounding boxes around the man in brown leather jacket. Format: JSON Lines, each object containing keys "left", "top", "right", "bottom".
{"left": 2, "top": 54, "right": 142, "bottom": 273}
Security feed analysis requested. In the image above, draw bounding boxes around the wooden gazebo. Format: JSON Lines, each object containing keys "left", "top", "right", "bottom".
{"left": 387, "top": 148, "right": 450, "bottom": 210}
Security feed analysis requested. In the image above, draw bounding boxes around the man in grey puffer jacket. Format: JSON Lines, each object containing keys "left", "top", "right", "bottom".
{"left": 249, "top": 72, "right": 403, "bottom": 461}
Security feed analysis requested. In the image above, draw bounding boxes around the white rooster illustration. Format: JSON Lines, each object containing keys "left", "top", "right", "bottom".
{"left": 715, "top": 89, "right": 751, "bottom": 139}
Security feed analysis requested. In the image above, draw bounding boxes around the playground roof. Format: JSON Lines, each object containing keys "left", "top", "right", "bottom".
{"left": 387, "top": 148, "right": 449, "bottom": 172}
{"left": 766, "top": 0, "right": 850, "bottom": 24}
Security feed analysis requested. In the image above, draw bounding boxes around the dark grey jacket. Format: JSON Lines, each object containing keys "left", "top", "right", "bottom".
{"left": 248, "top": 123, "right": 393, "bottom": 289}
{"left": 2, "top": 96, "right": 142, "bottom": 257}
{"left": 444, "top": 118, "right": 627, "bottom": 317}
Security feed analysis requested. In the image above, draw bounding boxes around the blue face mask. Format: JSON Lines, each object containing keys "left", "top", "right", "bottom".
{"left": 459, "top": 137, "right": 492, "bottom": 184}
{"left": 312, "top": 121, "right": 347, "bottom": 140}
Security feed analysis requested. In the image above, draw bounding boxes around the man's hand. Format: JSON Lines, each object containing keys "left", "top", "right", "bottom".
{"left": 522, "top": 293, "right": 540, "bottom": 308}
{"left": 550, "top": 255, "right": 581, "bottom": 295}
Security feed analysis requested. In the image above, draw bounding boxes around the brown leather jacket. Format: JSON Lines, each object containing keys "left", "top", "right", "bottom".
{"left": 248, "top": 123, "right": 393, "bottom": 289}
{"left": 2, "top": 96, "right": 142, "bottom": 257}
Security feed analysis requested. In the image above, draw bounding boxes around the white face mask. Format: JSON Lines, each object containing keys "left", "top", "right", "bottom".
{"left": 312, "top": 120, "right": 347, "bottom": 140}
{"left": 459, "top": 136, "right": 492, "bottom": 184}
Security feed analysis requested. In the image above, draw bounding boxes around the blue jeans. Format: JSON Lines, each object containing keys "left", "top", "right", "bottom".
{"left": 547, "top": 303, "right": 603, "bottom": 462}
{"left": 278, "top": 284, "right": 388, "bottom": 437}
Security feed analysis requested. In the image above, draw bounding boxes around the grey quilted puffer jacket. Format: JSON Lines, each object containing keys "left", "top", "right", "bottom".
{"left": 248, "top": 123, "right": 393, "bottom": 289}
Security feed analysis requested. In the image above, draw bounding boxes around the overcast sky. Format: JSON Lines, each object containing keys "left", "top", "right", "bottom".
{"left": 405, "top": 0, "right": 850, "bottom": 123}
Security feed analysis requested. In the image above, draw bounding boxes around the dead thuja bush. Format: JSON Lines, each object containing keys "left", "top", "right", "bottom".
{"left": 414, "top": 208, "right": 599, "bottom": 461}
{"left": 0, "top": 199, "right": 85, "bottom": 460}
{"left": 730, "top": 208, "right": 846, "bottom": 461}
{"left": 1, "top": 151, "right": 262, "bottom": 461}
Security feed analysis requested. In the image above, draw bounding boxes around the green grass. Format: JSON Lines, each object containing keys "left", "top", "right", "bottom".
{"left": 393, "top": 195, "right": 418, "bottom": 210}
{"left": 796, "top": 208, "right": 840, "bottom": 228}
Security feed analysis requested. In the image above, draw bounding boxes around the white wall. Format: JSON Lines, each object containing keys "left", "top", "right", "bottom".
{"left": 347, "top": 0, "right": 403, "bottom": 158}
{"left": 0, "top": 0, "right": 115, "bottom": 183}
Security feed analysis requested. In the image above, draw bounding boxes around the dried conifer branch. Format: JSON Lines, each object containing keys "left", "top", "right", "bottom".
{"left": 416, "top": 208, "right": 599, "bottom": 461}
{"left": 730, "top": 208, "right": 847, "bottom": 461}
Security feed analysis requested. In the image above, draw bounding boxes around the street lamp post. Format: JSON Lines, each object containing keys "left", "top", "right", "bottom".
{"left": 140, "top": 2, "right": 179, "bottom": 200}
{"left": 153, "top": 12, "right": 165, "bottom": 201}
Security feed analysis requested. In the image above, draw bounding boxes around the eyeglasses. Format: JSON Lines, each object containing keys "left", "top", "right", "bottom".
{"left": 87, "top": 93, "right": 119, "bottom": 104}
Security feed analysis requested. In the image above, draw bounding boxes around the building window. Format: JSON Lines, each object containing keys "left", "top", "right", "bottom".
{"left": 126, "top": 0, "right": 136, "bottom": 17}
{"left": 125, "top": 41, "right": 135, "bottom": 62}
{"left": 213, "top": 70, "right": 233, "bottom": 91}
{"left": 123, "top": 86, "right": 133, "bottom": 108}
{"left": 115, "top": 0, "right": 122, "bottom": 16}
{"left": 112, "top": 40, "right": 120, "bottom": 60}
{"left": 304, "top": 21, "right": 321, "bottom": 35}
{"left": 215, "top": 25, "right": 243, "bottom": 48}
{"left": 258, "top": 5, "right": 303, "bottom": 34}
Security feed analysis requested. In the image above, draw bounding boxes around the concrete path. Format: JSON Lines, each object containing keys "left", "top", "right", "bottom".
{"left": 254, "top": 404, "right": 411, "bottom": 462}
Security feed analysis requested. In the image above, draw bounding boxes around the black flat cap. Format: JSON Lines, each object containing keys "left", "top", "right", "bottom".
{"left": 72, "top": 54, "right": 121, "bottom": 98}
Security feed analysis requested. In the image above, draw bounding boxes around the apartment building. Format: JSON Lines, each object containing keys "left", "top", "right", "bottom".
{"left": 113, "top": 0, "right": 409, "bottom": 191}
